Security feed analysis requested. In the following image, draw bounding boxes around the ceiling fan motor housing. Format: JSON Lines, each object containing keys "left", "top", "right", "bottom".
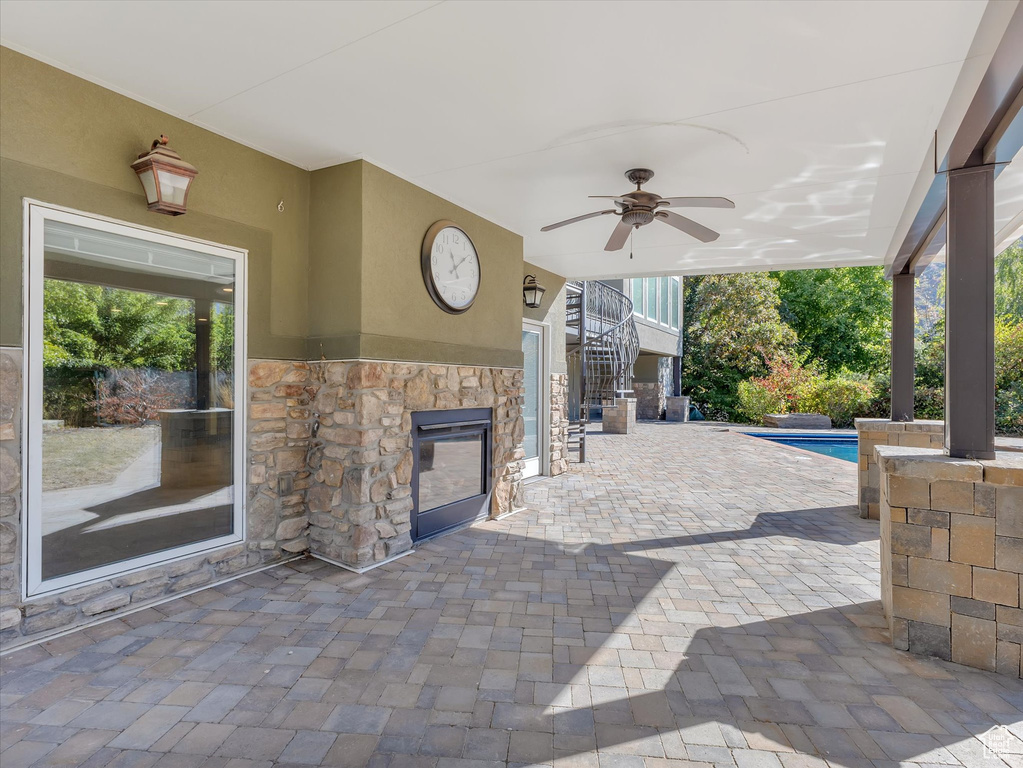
{"left": 621, "top": 209, "right": 655, "bottom": 226}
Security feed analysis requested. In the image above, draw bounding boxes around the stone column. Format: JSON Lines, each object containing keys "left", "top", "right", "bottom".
{"left": 602, "top": 397, "right": 637, "bottom": 434}
{"left": 666, "top": 396, "right": 690, "bottom": 422}
{"left": 633, "top": 381, "right": 665, "bottom": 420}
{"left": 854, "top": 419, "right": 944, "bottom": 519}
{"left": 876, "top": 444, "right": 1023, "bottom": 676}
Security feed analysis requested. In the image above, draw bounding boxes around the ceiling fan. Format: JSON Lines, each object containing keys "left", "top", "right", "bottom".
{"left": 540, "top": 168, "right": 734, "bottom": 252}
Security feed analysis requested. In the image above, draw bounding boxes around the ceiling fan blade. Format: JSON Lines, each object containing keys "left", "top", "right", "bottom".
{"left": 659, "top": 197, "right": 735, "bottom": 209}
{"left": 605, "top": 219, "right": 633, "bottom": 251}
{"left": 655, "top": 211, "right": 719, "bottom": 243}
{"left": 540, "top": 209, "right": 616, "bottom": 232}
{"left": 588, "top": 195, "right": 639, "bottom": 201}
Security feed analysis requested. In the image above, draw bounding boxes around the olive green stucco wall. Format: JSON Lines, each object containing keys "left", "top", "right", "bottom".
{"left": 633, "top": 353, "right": 663, "bottom": 383}
{"left": 1, "top": 48, "right": 533, "bottom": 367}
{"left": 309, "top": 163, "right": 363, "bottom": 360}
{"left": 0, "top": 47, "right": 310, "bottom": 358}
{"left": 359, "top": 163, "right": 523, "bottom": 367}
{"left": 523, "top": 263, "right": 567, "bottom": 375}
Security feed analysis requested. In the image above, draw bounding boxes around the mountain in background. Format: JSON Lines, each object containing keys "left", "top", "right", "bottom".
{"left": 915, "top": 260, "right": 944, "bottom": 334}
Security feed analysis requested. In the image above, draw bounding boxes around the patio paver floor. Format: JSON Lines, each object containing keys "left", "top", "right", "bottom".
{"left": 2, "top": 422, "right": 1022, "bottom": 767}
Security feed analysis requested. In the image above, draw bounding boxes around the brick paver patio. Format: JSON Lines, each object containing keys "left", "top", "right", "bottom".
{"left": 2, "top": 423, "right": 1021, "bottom": 767}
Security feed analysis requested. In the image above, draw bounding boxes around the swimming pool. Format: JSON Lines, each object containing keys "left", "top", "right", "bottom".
{"left": 745, "top": 433, "right": 858, "bottom": 463}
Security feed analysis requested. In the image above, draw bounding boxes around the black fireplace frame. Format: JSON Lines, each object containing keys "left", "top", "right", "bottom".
{"left": 410, "top": 407, "right": 493, "bottom": 541}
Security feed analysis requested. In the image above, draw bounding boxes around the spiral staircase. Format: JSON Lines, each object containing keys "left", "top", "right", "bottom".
{"left": 566, "top": 281, "right": 640, "bottom": 462}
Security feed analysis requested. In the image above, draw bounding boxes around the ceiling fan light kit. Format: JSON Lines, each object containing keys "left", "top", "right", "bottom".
{"left": 540, "top": 168, "right": 734, "bottom": 252}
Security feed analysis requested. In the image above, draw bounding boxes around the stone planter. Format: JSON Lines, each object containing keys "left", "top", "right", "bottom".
{"left": 666, "top": 396, "right": 690, "bottom": 422}
{"left": 763, "top": 413, "right": 831, "bottom": 429}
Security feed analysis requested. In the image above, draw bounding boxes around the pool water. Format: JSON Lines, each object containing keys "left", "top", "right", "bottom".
{"left": 746, "top": 433, "right": 858, "bottom": 463}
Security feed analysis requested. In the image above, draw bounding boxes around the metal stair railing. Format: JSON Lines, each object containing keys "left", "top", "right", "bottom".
{"left": 566, "top": 280, "right": 640, "bottom": 462}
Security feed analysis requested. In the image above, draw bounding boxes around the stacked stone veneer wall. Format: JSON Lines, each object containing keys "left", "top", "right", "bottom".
{"left": 0, "top": 354, "right": 525, "bottom": 644}
{"left": 634, "top": 381, "right": 666, "bottom": 420}
{"left": 877, "top": 444, "right": 1023, "bottom": 676}
{"left": 549, "top": 373, "right": 569, "bottom": 476}
{"left": 0, "top": 356, "right": 317, "bottom": 646}
{"left": 304, "top": 361, "right": 524, "bottom": 568}
{"left": 855, "top": 419, "right": 944, "bottom": 520}
{"left": 0, "top": 349, "right": 23, "bottom": 636}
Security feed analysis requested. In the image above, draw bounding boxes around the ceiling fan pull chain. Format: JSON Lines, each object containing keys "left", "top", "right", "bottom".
{"left": 629, "top": 227, "right": 634, "bottom": 259}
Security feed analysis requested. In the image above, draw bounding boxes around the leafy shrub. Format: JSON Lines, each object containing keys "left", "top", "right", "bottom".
{"left": 997, "top": 382, "right": 1023, "bottom": 436}
{"left": 798, "top": 376, "right": 875, "bottom": 428}
{"left": 737, "top": 380, "right": 788, "bottom": 423}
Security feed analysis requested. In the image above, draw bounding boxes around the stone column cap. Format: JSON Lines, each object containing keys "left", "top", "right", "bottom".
{"left": 874, "top": 444, "right": 1023, "bottom": 485}
{"left": 854, "top": 418, "right": 944, "bottom": 432}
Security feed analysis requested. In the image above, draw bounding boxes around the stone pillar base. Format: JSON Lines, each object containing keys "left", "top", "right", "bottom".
{"left": 877, "top": 444, "right": 1023, "bottom": 676}
{"left": 633, "top": 382, "right": 666, "bottom": 420}
{"left": 855, "top": 419, "right": 944, "bottom": 519}
{"left": 602, "top": 398, "right": 637, "bottom": 434}
{"left": 666, "top": 396, "right": 690, "bottom": 422}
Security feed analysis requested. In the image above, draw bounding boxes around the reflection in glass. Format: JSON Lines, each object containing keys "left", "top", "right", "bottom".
{"left": 660, "top": 277, "right": 669, "bottom": 324}
{"left": 631, "top": 278, "right": 643, "bottom": 315}
{"left": 40, "top": 219, "right": 237, "bottom": 581}
{"left": 418, "top": 435, "right": 484, "bottom": 511}
{"left": 670, "top": 277, "right": 680, "bottom": 329}
{"left": 522, "top": 330, "right": 540, "bottom": 460}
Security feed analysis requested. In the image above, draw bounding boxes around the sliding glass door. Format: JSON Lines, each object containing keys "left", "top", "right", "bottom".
{"left": 24, "top": 203, "right": 246, "bottom": 597}
{"left": 521, "top": 321, "right": 547, "bottom": 479}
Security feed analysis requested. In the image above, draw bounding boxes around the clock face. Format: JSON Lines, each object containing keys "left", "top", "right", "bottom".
{"left": 422, "top": 223, "right": 480, "bottom": 313}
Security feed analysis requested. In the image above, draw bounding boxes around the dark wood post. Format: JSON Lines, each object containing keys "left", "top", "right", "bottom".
{"left": 890, "top": 271, "right": 915, "bottom": 422}
{"left": 944, "top": 165, "right": 996, "bottom": 459}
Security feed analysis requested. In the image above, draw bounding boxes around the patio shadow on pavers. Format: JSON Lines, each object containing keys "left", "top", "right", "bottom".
{"left": 3, "top": 516, "right": 1021, "bottom": 767}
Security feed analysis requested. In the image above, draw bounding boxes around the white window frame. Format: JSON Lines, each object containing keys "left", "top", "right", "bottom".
{"left": 22, "top": 200, "right": 248, "bottom": 599}
{"left": 645, "top": 278, "right": 658, "bottom": 323}
{"left": 631, "top": 278, "right": 643, "bottom": 317}
{"left": 658, "top": 276, "right": 671, "bottom": 328}
{"left": 670, "top": 276, "right": 680, "bottom": 330}
{"left": 521, "top": 319, "right": 551, "bottom": 478}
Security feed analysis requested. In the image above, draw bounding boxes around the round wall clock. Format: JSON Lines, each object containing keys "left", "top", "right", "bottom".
{"left": 421, "top": 220, "right": 481, "bottom": 314}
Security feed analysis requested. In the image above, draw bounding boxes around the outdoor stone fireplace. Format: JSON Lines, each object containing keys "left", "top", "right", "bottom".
{"left": 301, "top": 361, "right": 524, "bottom": 568}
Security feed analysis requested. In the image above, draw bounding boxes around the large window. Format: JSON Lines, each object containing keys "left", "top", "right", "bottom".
{"left": 631, "top": 277, "right": 680, "bottom": 329}
{"left": 24, "top": 203, "right": 246, "bottom": 596}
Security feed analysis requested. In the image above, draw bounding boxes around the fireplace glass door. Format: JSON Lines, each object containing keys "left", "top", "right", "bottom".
{"left": 411, "top": 408, "right": 492, "bottom": 540}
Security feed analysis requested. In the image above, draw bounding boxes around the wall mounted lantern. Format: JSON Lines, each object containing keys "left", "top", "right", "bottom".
{"left": 131, "top": 135, "right": 198, "bottom": 216}
{"left": 522, "top": 274, "right": 547, "bottom": 308}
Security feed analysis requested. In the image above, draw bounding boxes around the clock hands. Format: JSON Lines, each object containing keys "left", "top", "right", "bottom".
{"left": 449, "top": 253, "right": 472, "bottom": 276}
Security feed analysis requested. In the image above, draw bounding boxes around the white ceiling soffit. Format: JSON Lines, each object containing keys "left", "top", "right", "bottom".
{"left": 0, "top": 0, "right": 999, "bottom": 279}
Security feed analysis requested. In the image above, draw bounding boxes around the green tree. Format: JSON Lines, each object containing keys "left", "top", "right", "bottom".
{"left": 681, "top": 272, "right": 797, "bottom": 420}
{"left": 773, "top": 266, "right": 892, "bottom": 376}
{"left": 209, "top": 302, "right": 235, "bottom": 373}
{"left": 996, "top": 239, "right": 1023, "bottom": 320}
{"left": 90, "top": 288, "right": 194, "bottom": 371}
{"left": 43, "top": 280, "right": 194, "bottom": 371}
{"left": 42, "top": 280, "right": 196, "bottom": 424}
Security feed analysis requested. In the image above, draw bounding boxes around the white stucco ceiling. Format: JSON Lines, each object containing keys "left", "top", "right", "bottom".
{"left": 0, "top": 0, "right": 1013, "bottom": 279}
